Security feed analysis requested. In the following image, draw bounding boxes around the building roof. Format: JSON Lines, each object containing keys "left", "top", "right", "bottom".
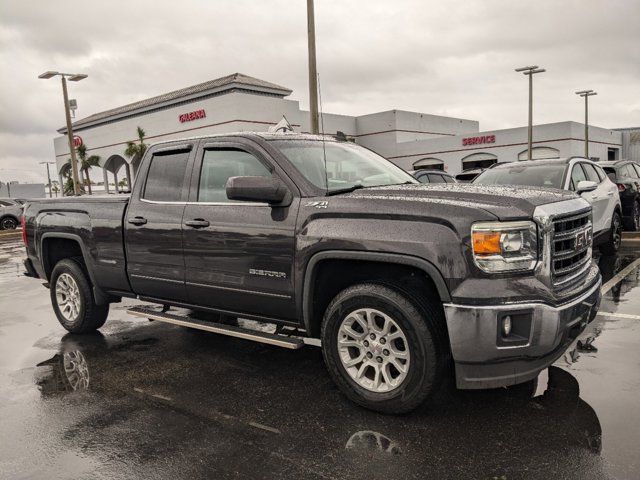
{"left": 59, "top": 73, "right": 292, "bottom": 133}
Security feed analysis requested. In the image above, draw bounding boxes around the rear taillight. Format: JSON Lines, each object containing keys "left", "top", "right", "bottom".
{"left": 21, "top": 215, "right": 27, "bottom": 246}
{"left": 617, "top": 183, "right": 626, "bottom": 192}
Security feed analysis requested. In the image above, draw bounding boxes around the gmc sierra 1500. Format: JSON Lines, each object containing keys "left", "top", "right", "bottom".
{"left": 22, "top": 133, "right": 601, "bottom": 413}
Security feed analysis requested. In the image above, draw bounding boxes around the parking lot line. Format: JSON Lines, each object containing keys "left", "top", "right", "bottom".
{"left": 597, "top": 311, "right": 640, "bottom": 320}
{"left": 248, "top": 421, "right": 281, "bottom": 434}
{"left": 601, "top": 258, "right": 640, "bottom": 294}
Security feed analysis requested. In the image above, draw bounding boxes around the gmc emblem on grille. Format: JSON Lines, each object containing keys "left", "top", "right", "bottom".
{"left": 575, "top": 231, "right": 590, "bottom": 250}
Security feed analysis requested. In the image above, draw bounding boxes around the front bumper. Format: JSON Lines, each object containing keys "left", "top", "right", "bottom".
{"left": 443, "top": 272, "right": 601, "bottom": 389}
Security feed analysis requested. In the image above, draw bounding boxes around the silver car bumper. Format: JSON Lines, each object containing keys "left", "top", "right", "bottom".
{"left": 443, "top": 272, "right": 602, "bottom": 389}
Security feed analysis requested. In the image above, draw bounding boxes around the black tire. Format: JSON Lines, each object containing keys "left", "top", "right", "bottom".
{"left": 50, "top": 258, "right": 109, "bottom": 333}
{"left": 623, "top": 200, "right": 640, "bottom": 232}
{"left": 321, "top": 283, "right": 443, "bottom": 414}
{"left": 599, "top": 210, "right": 622, "bottom": 255}
{"left": 0, "top": 216, "right": 18, "bottom": 230}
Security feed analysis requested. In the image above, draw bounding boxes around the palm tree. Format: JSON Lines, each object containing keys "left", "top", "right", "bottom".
{"left": 62, "top": 165, "right": 75, "bottom": 196}
{"left": 61, "top": 158, "right": 85, "bottom": 195}
{"left": 124, "top": 127, "right": 147, "bottom": 173}
{"left": 76, "top": 144, "right": 101, "bottom": 195}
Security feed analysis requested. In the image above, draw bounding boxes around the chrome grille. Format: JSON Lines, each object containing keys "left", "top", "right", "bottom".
{"left": 551, "top": 210, "right": 592, "bottom": 288}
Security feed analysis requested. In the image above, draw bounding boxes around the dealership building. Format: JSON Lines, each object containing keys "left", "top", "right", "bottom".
{"left": 53, "top": 73, "right": 634, "bottom": 189}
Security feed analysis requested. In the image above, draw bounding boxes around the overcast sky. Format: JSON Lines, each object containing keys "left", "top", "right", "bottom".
{"left": 1, "top": 0, "right": 638, "bottom": 183}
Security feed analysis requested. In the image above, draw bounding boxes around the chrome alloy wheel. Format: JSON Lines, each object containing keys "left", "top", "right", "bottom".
{"left": 337, "top": 308, "right": 411, "bottom": 393}
{"left": 55, "top": 273, "right": 81, "bottom": 321}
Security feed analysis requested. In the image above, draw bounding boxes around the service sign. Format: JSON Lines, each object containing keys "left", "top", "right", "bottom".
{"left": 179, "top": 109, "right": 206, "bottom": 123}
{"left": 462, "top": 135, "right": 495, "bottom": 146}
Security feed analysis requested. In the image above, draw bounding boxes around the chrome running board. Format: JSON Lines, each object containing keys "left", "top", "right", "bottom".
{"left": 127, "top": 306, "right": 304, "bottom": 349}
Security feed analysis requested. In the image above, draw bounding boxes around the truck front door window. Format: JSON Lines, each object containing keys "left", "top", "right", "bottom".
{"left": 198, "top": 149, "right": 271, "bottom": 202}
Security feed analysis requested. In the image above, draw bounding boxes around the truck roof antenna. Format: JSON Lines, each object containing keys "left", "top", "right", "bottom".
{"left": 318, "top": 72, "right": 329, "bottom": 192}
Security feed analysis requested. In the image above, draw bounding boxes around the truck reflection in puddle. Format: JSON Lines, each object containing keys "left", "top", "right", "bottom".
{"left": 33, "top": 332, "right": 603, "bottom": 465}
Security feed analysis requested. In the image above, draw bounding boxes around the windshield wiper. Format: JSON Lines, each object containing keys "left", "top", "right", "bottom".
{"left": 325, "top": 184, "right": 366, "bottom": 196}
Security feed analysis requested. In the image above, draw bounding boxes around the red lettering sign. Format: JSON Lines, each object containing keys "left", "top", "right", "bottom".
{"left": 73, "top": 136, "right": 83, "bottom": 148}
{"left": 462, "top": 135, "right": 495, "bottom": 146}
{"left": 179, "top": 109, "right": 206, "bottom": 123}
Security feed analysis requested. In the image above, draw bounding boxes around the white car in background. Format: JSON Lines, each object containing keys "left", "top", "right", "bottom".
{"left": 0, "top": 198, "right": 24, "bottom": 230}
{"left": 473, "top": 157, "right": 623, "bottom": 254}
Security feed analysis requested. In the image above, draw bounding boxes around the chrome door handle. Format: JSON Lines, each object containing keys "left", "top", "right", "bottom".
{"left": 607, "top": 192, "right": 614, "bottom": 196}
{"left": 184, "top": 219, "right": 210, "bottom": 228}
{"left": 127, "top": 216, "right": 147, "bottom": 225}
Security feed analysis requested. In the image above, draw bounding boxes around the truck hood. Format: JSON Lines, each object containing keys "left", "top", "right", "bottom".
{"left": 345, "top": 183, "right": 580, "bottom": 220}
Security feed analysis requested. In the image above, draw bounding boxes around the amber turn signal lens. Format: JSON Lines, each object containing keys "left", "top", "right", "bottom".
{"left": 472, "top": 232, "right": 501, "bottom": 255}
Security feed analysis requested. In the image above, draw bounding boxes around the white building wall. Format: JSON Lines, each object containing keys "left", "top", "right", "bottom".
{"left": 387, "top": 121, "right": 622, "bottom": 174}
{"left": 54, "top": 92, "right": 361, "bottom": 177}
{"left": 52, "top": 80, "right": 624, "bottom": 186}
{"left": 354, "top": 110, "right": 478, "bottom": 159}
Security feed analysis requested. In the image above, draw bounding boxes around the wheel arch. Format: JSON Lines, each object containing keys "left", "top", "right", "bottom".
{"left": 40, "top": 233, "right": 109, "bottom": 305}
{"left": 302, "top": 250, "right": 451, "bottom": 337}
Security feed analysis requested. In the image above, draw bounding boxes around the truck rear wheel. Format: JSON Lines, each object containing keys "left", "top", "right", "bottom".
{"left": 321, "top": 283, "right": 441, "bottom": 414}
{"left": 50, "top": 259, "right": 109, "bottom": 333}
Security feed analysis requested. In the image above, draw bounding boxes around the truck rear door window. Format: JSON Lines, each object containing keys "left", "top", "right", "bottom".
{"left": 198, "top": 149, "right": 271, "bottom": 203}
{"left": 143, "top": 150, "right": 190, "bottom": 202}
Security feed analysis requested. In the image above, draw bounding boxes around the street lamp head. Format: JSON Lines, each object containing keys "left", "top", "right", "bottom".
{"left": 576, "top": 90, "right": 597, "bottom": 97}
{"left": 38, "top": 71, "right": 59, "bottom": 79}
{"left": 515, "top": 65, "right": 539, "bottom": 72}
{"left": 68, "top": 74, "right": 88, "bottom": 82}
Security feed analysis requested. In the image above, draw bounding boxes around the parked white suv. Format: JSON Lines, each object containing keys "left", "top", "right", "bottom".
{"left": 473, "top": 157, "right": 623, "bottom": 254}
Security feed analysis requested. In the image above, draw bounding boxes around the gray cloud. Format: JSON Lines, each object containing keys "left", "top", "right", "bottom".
{"left": 1, "top": 0, "right": 638, "bottom": 182}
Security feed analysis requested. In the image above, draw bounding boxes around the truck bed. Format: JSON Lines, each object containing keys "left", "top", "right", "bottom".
{"left": 24, "top": 195, "right": 132, "bottom": 296}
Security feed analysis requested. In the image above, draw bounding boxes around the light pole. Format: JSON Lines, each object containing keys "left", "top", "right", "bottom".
{"left": 38, "top": 71, "right": 88, "bottom": 195}
{"left": 306, "top": 0, "right": 319, "bottom": 134}
{"left": 575, "top": 90, "right": 597, "bottom": 158}
{"left": 40, "top": 161, "right": 55, "bottom": 198}
{"left": 515, "top": 65, "right": 546, "bottom": 160}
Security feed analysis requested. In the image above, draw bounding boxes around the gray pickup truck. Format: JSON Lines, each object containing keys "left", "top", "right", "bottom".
{"left": 22, "top": 133, "right": 601, "bottom": 413}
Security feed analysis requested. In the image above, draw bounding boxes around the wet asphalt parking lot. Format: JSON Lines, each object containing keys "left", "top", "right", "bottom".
{"left": 1, "top": 232, "right": 639, "bottom": 480}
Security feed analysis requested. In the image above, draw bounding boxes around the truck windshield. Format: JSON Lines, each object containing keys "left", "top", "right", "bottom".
{"left": 473, "top": 163, "right": 566, "bottom": 189}
{"left": 270, "top": 139, "right": 417, "bottom": 193}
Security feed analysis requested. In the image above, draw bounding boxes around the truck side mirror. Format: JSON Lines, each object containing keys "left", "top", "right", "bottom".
{"left": 576, "top": 180, "right": 597, "bottom": 194}
{"left": 225, "top": 176, "right": 289, "bottom": 205}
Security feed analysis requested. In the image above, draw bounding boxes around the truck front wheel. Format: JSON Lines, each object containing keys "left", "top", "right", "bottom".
{"left": 321, "top": 283, "right": 441, "bottom": 414}
{"left": 50, "top": 259, "right": 109, "bottom": 333}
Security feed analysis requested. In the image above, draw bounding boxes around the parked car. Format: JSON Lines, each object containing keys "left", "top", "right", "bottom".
{"left": 22, "top": 133, "right": 602, "bottom": 414}
{"left": 599, "top": 160, "right": 640, "bottom": 231}
{"left": 0, "top": 198, "right": 23, "bottom": 230}
{"left": 455, "top": 167, "right": 485, "bottom": 182}
{"left": 473, "top": 157, "right": 622, "bottom": 254}
{"left": 409, "top": 169, "right": 457, "bottom": 183}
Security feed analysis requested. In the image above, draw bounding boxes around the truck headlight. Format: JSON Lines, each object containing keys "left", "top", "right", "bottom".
{"left": 471, "top": 221, "right": 538, "bottom": 273}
